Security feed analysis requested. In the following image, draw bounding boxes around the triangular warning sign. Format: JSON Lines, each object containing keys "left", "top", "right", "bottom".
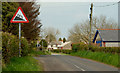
{"left": 10, "top": 7, "right": 29, "bottom": 23}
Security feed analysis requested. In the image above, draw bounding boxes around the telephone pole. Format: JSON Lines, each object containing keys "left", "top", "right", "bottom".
{"left": 89, "top": 3, "right": 93, "bottom": 46}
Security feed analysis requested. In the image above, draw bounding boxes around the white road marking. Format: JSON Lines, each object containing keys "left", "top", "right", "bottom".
{"left": 74, "top": 65, "right": 80, "bottom": 68}
{"left": 64, "top": 59, "right": 86, "bottom": 71}
{"left": 74, "top": 65, "right": 86, "bottom": 71}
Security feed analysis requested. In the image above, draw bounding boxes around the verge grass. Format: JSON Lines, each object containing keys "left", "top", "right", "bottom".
{"left": 70, "top": 50, "right": 119, "bottom": 67}
{"left": 29, "top": 50, "right": 51, "bottom": 56}
{"left": 2, "top": 56, "right": 43, "bottom": 71}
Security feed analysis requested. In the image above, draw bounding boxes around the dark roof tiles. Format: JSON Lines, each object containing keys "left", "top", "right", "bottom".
{"left": 93, "top": 29, "right": 120, "bottom": 43}
{"left": 99, "top": 30, "right": 120, "bottom": 41}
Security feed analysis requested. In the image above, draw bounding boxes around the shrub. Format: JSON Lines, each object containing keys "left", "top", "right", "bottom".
{"left": 51, "top": 49, "right": 72, "bottom": 54}
{"left": 21, "top": 38, "right": 29, "bottom": 56}
{"left": 72, "top": 42, "right": 87, "bottom": 52}
{"left": 30, "top": 41, "right": 37, "bottom": 50}
{"left": 51, "top": 49, "right": 61, "bottom": 53}
{"left": 2, "top": 32, "right": 30, "bottom": 63}
{"left": 114, "top": 47, "right": 120, "bottom": 53}
{"left": 72, "top": 44, "right": 79, "bottom": 52}
{"left": 2, "top": 32, "right": 19, "bottom": 63}
{"left": 98, "top": 47, "right": 104, "bottom": 52}
{"left": 62, "top": 50, "right": 72, "bottom": 54}
{"left": 39, "top": 39, "right": 48, "bottom": 48}
{"left": 72, "top": 43, "right": 120, "bottom": 54}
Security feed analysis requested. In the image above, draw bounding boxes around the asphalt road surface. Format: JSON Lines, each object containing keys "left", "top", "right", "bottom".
{"left": 34, "top": 54, "right": 118, "bottom": 71}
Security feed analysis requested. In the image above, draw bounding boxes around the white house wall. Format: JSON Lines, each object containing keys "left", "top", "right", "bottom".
{"left": 105, "top": 42, "right": 120, "bottom": 47}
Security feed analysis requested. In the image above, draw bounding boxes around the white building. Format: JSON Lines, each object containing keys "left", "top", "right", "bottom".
{"left": 47, "top": 41, "right": 72, "bottom": 50}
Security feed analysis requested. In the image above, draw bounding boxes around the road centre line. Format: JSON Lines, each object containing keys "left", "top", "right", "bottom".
{"left": 74, "top": 65, "right": 86, "bottom": 71}
{"left": 65, "top": 60, "right": 86, "bottom": 71}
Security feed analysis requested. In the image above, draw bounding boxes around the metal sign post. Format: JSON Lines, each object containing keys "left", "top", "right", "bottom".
{"left": 19, "top": 23, "right": 21, "bottom": 57}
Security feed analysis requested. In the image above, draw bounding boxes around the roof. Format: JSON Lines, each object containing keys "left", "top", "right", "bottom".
{"left": 58, "top": 41, "right": 72, "bottom": 47}
{"left": 93, "top": 29, "right": 120, "bottom": 43}
{"left": 49, "top": 41, "right": 62, "bottom": 45}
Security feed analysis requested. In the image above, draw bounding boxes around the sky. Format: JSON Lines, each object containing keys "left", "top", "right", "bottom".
{"left": 38, "top": 2, "right": 118, "bottom": 39}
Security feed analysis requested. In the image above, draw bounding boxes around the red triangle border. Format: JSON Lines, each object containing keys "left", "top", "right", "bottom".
{"left": 10, "top": 7, "right": 29, "bottom": 23}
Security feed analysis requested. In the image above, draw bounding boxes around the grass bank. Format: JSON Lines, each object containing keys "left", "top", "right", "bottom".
{"left": 2, "top": 56, "right": 43, "bottom": 71}
{"left": 70, "top": 50, "right": 119, "bottom": 67}
{"left": 29, "top": 50, "right": 51, "bottom": 56}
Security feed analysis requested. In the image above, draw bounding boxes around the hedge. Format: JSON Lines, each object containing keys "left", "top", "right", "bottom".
{"left": 71, "top": 43, "right": 120, "bottom": 67}
{"left": 51, "top": 49, "right": 72, "bottom": 54}
{"left": 50, "top": 42, "right": 120, "bottom": 54}
{"left": 2, "top": 32, "right": 29, "bottom": 63}
{"left": 21, "top": 37, "right": 29, "bottom": 56}
{"left": 72, "top": 42, "right": 120, "bottom": 54}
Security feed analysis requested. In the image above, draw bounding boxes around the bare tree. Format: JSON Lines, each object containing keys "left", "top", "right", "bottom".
{"left": 93, "top": 15, "right": 118, "bottom": 29}
{"left": 68, "top": 15, "right": 118, "bottom": 43}
{"left": 42, "top": 27, "right": 60, "bottom": 43}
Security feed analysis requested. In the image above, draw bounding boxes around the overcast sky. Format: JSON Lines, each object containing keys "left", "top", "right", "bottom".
{"left": 38, "top": 2, "right": 118, "bottom": 39}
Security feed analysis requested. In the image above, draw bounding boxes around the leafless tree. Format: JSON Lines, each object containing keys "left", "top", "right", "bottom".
{"left": 41, "top": 27, "right": 60, "bottom": 43}
{"left": 68, "top": 15, "right": 118, "bottom": 43}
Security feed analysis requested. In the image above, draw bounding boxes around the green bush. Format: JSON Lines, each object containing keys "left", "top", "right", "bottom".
{"left": 62, "top": 50, "right": 72, "bottom": 54}
{"left": 98, "top": 47, "right": 104, "bottom": 52}
{"left": 30, "top": 41, "right": 37, "bottom": 49}
{"left": 21, "top": 38, "right": 29, "bottom": 56}
{"left": 51, "top": 49, "right": 72, "bottom": 54}
{"left": 39, "top": 39, "right": 48, "bottom": 48}
{"left": 51, "top": 49, "right": 60, "bottom": 53}
{"left": 2, "top": 32, "right": 19, "bottom": 63}
{"left": 72, "top": 42, "right": 86, "bottom": 52}
{"left": 72, "top": 43, "right": 120, "bottom": 54}
{"left": 72, "top": 44, "right": 79, "bottom": 52}
{"left": 2, "top": 32, "right": 30, "bottom": 63}
{"left": 114, "top": 47, "right": 120, "bottom": 53}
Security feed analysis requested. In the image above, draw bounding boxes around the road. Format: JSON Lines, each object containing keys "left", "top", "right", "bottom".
{"left": 34, "top": 53, "right": 118, "bottom": 71}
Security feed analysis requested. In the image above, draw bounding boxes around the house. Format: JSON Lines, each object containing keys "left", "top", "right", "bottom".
{"left": 47, "top": 41, "right": 62, "bottom": 50}
{"left": 47, "top": 41, "right": 72, "bottom": 50}
{"left": 93, "top": 29, "right": 120, "bottom": 47}
{"left": 57, "top": 41, "right": 72, "bottom": 50}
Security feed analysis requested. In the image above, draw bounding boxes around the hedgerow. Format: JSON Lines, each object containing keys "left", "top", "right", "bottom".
{"left": 72, "top": 42, "right": 120, "bottom": 54}
{"left": 51, "top": 49, "right": 72, "bottom": 54}
{"left": 2, "top": 32, "right": 30, "bottom": 63}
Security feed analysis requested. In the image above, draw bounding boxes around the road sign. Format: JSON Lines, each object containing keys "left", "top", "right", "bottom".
{"left": 10, "top": 7, "right": 29, "bottom": 23}
{"left": 10, "top": 7, "right": 29, "bottom": 57}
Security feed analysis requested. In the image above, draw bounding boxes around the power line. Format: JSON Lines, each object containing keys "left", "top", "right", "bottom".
{"left": 40, "top": 3, "right": 119, "bottom": 8}
{"left": 94, "top": 2, "right": 118, "bottom": 7}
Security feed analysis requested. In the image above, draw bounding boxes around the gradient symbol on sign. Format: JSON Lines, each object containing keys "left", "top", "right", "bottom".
{"left": 14, "top": 14, "right": 25, "bottom": 21}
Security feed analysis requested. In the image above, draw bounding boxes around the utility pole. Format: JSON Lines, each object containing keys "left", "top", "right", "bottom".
{"left": 89, "top": 3, "right": 93, "bottom": 46}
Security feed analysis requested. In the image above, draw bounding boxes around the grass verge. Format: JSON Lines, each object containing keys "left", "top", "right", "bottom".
{"left": 2, "top": 56, "right": 43, "bottom": 71}
{"left": 70, "top": 50, "right": 119, "bottom": 67}
{"left": 29, "top": 50, "right": 46, "bottom": 56}
{"left": 29, "top": 50, "right": 51, "bottom": 56}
